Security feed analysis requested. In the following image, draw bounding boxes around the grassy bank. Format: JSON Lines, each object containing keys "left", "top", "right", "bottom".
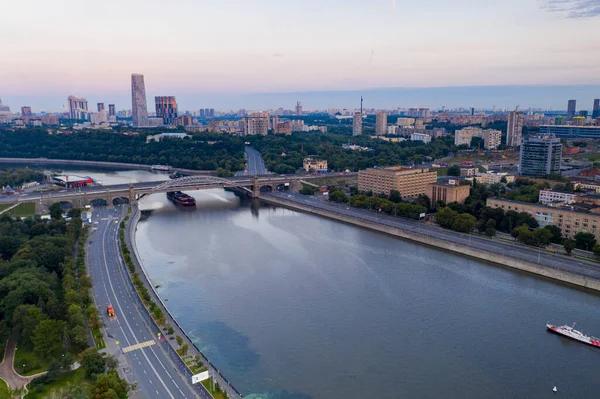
{"left": 13, "top": 347, "right": 49, "bottom": 376}
{"left": 24, "top": 368, "right": 88, "bottom": 399}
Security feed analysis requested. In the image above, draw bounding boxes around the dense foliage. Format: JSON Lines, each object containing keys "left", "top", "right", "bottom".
{"left": 0, "top": 210, "right": 129, "bottom": 397}
{"left": 0, "top": 129, "right": 246, "bottom": 172}
{"left": 249, "top": 133, "right": 458, "bottom": 174}
{"left": 0, "top": 168, "right": 46, "bottom": 188}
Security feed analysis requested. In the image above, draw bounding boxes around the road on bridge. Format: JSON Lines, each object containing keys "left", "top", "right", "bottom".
{"left": 88, "top": 206, "right": 209, "bottom": 399}
{"left": 236, "top": 146, "right": 270, "bottom": 176}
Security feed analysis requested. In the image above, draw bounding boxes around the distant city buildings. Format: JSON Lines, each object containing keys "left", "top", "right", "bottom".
{"left": 68, "top": 95, "right": 89, "bottom": 120}
{"left": 108, "top": 104, "right": 116, "bottom": 117}
{"left": 540, "top": 125, "right": 600, "bottom": 139}
{"left": 506, "top": 111, "right": 523, "bottom": 147}
{"left": 396, "top": 117, "right": 415, "bottom": 127}
{"left": 482, "top": 129, "right": 501, "bottom": 150}
{"left": 567, "top": 99, "right": 576, "bottom": 121}
{"left": 295, "top": 101, "right": 303, "bottom": 116}
{"left": 358, "top": 166, "right": 437, "bottom": 199}
{"left": 131, "top": 73, "right": 149, "bottom": 127}
{"left": 519, "top": 134, "right": 562, "bottom": 177}
{"left": 200, "top": 108, "right": 215, "bottom": 118}
{"left": 146, "top": 132, "right": 191, "bottom": 143}
{"left": 593, "top": 99, "right": 600, "bottom": 119}
{"left": 0, "top": 98, "right": 10, "bottom": 112}
{"left": 21, "top": 106, "right": 32, "bottom": 116}
{"left": 97, "top": 103, "right": 105, "bottom": 112}
{"left": 244, "top": 113, "right": 269, "bottom": 135}
{"left": 303, "top": 158, "right": 328, "bottom": 173}
{"left": 375, "top": 112, "right": 387, "bottom": 135}
{"left": 176, "top": 115, "right": 193, "bottom": 126}
{"left": 155, "top": 96, "right": 178, "bottom": 125}
{"left": 352, "top": 111, "right": 362, "bottom": 136}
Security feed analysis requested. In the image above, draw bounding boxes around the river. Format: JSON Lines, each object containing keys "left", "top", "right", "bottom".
{"left": 6, "top": 165, "right": 599, "bottom": 398}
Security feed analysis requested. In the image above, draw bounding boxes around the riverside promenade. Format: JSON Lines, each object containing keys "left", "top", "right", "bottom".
{"left": 125, "top": 206, "right": 243, "bottom": 399}
{"left": 262, "top": 193, "right": 600, "bottom": 293}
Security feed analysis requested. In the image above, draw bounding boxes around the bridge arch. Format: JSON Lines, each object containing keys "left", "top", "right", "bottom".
{"left": 112, "top": 197, "right": 130, "bottom": 206}
{"left": 259, "top": 184, "right": 273, "bottom": 193}
{"left": 89, "top": 198, "right": 108, "bottom": 207}
{"left": 153, "top": 176, "right": 242, "bottom": 192}
{"left": 58, "top": 201, "right": 73, "bottom": 210}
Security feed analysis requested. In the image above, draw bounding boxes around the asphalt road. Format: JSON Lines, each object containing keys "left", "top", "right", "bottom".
{"left": 268, "top": 192, "right": 600, "bottom": 280}
{"left": 236, "top": 146, "right": 270, "bottom": 176}
{"left": 88, "top": 206, "right": 206, "bottom": 399}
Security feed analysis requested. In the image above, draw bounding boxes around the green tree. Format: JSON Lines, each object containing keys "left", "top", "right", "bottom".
{"left": 92, "top": 370, "right": 130, "bottom": 399}
{"left": 543, "top": 225, "right": 563, "bottom": 244}
{"left": 328, "top": 190, "right": 348, "bottom": 203}
{"left": 32, "top": 319, "right": 67, "bottom": 360}
{"left": 49, "top": 203, "right": 63, "bottom": 220}
{"left": 435, "top": 207, "right": 458, "bottom": 229}
{"left": 388, "top": 190, "right": 402, "bottom": 203}
{"left": 447, "top": 165, "right": 461, "bottom": 176}
{"left": 512, "top": 224, "right": 533, "bottom": 245}
{"left": 533, "top": 228, "right": 552, "bottom": 247}
{"left": 180, "top": 343, "right": 189, "bottom": 356}
{"left": 485, "top": 219, "right": 496, "bottom": 237}
{"left": 574, "top": 232, "right": 596, "bottom": 251}
{"left": 11, "top": 305, "right": 47, "bottom": 348}
{"left": 176, "top": 335, "right": 183, "bottom": 346}
{"left": 564, "top": 239, "right": 575, "bottom": 255}
{"left": 451, "top": 213, "right": 477, "bottom": 233}
{"left": 82, "top": 348, "right": 107, "bottom": 379}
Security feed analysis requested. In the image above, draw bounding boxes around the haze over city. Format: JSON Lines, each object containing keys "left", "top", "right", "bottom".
{"left": 1, "top": 0, "right": 599, "bottom": 111}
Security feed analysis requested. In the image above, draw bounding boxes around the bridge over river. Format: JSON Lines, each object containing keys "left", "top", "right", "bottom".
{"left": 0, "top": 173, "right": 357, "bottom": 213}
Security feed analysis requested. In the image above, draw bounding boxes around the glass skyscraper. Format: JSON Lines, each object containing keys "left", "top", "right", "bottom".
{"left": 519, "top": 134, "right": 562, "bottom": 177}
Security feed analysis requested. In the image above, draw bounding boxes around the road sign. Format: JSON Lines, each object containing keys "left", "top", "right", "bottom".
{"left": 192, "top": 371, "right": 210, "bottom": 384}
{"left": 419, "top": 213, "right": 426, "bottom": 218}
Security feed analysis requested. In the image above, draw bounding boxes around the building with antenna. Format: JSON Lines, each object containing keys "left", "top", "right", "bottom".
{"left": 353, "top": 111, "right": 362, "bottom": 136}
{"left": 295, "top": 101, "right": 302, "bottom": 116}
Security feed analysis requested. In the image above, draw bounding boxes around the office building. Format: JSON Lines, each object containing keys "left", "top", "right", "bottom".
{"left": 21, "top": 106, "right": 32, "bottom": 116}
{"left": 506, "top": 111, "right": 523, "bottom": 147}
{"left": 97, "top": 103, "right": 105, "bottom": 112}
{"left": 68, "top": 95, "right": 89, "bottom": 120}
{"left": 567, "top": 99, "right": 576, "bottom": 121}
{"left": 204, "top": 108, "right": 211, "bottom": 118}
{"left": 375, "top": 112, "right": 387, "bottom": 135}
{"left": 426, "top": 179, "right": 471, "bottom": 205}
{"left": 295, "top": 101, "right": 303, "bottom": 116}
{"left": 108, "top": 104, "right": 116, "bottom": 117}
{"left": 487, "top": 198, "right": 600, "bottom": 242}
{"left": 593, "top": 99, "right": 600, "bottom": 119}
{"left": 483, "top": 129, "right": 502, "bottom": 150}
{"left": 519, "top": 134, "right": 562, "bottom": 177}
{"left": 131, "top": 73, "right": 149, "bottom": 127}
{"left": 353, "top": 111, "right": 362, "bottom": 136}
{"left": 303, "top": 158, "right": 327, "bottom": 172}
{"left": 358, "top": 166, "right": 437, "bottom": 199}
{"left": 540, "top": 125, "right": 600, "bottom": 139}
{"left": 245, "top": 113, "right": 269, "bottom": 135}
{"left": 155, "top": 96, "right": 178, "bottom": 125}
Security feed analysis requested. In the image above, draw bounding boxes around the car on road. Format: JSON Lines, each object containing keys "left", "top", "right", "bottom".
{"left": 107, "top": 304, "right": 115, "bottom": 317}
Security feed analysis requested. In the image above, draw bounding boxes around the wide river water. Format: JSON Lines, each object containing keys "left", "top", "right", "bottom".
{"left": 7, "top": 165, "right": 599, "bottom": 398}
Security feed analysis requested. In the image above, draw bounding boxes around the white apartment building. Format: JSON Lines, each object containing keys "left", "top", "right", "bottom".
{"left": 474, "top": 172, "right": 515, "bottom": 185}
{"left": 454, "top": 127, "right": 482, "bottom": 146}
{"left": 410, "top": 132, "right": 431, "bottom": 144}
{"left": 539, "top": 190, "right": 578, "bottom": 205}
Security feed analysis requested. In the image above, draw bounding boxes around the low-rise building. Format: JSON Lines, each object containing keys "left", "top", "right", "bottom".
{"left": 474, "top": 172, "right": 515, "bottom": 185}
{"left": 358, "top": 166, "right": 437, "bottom": 199}
{"left": 303, "top": 158, "right": 328, "bottom": 173}
{"left": 146, "top": 132, "right": 191, "bottom": 143}
{"left": 486, "top": 197, "right": 600, "bottom": 241}
{"left": 426, "top": 179, "right": 471, "bottom": 204}
{"left": 538, "top": 190, "right": 579, "bottom": 205}
{"left": 410, "top": 132, "right": 431, "bottom": 144}
{"left": 460, "top": 166, "right": 477, "bottom": 177}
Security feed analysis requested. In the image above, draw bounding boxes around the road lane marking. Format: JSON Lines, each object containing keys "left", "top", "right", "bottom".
{"left": 122, "top": 340, "right": 156, "bottom": 353}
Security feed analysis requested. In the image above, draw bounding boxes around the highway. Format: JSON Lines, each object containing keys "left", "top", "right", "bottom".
{"left": 236, "top": 146, "right": 270, "bottom": 176}
{"left": 267, "top": 192, "right": 600, "bottom": 280}
{"left": 88, "top": 206, "right": 206, "bottom": 398}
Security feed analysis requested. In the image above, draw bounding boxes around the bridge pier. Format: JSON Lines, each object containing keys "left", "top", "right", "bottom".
{"left": 251, "top": 176, "right": 260, "bottom": 198}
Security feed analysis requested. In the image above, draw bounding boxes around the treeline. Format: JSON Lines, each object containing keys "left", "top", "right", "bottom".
{"left": 329, "top": 189, "right": 427, "bottom": 220}
{"left": 0, "top": 168, "right": 46, "bottom": 188}
{"left": 249, "top": 133, "right": 458, "bottom": 174}
{"left": 0, "top": 206, "right": 130, "bottom": 398}
{"left": 0, "top": 129, "right": 246, "bottom": 172}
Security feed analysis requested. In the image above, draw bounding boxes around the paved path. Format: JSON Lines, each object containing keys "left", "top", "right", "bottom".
{"left": 0, "top": 203, "right": 18, "bottom": 215}
{"left": 0, "top": 338, "right": 46, "bottom": 398}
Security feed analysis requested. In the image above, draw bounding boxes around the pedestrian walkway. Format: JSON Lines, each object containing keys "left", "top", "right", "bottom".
{"left": 0, "top": 338, "right": 46, "bottom": 398}
{"left": 0, "top": 204, "right": 18, "bottom": 216}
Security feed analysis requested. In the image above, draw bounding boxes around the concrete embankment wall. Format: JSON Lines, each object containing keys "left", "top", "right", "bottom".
{"left": 0, "top": 157, "right": 215, "bottom": 176}
{"left": 261, "top": 196, "right": 600, "bottom": 293}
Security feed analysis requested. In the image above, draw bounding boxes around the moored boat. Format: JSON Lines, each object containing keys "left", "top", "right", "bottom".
{"left": 166, "top": 191, "right": 196, "bottom": 206}
{"left": 546, "top": 323, "right": 600, "bottom": 348}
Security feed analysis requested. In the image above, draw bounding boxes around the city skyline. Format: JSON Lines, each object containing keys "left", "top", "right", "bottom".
{"left": 1, "top": 0, "right": 599, "bottom": 111}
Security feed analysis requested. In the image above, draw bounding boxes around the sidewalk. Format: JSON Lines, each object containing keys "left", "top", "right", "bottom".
{"left": 0, "top": 338, "right": 46, "bottom": 399}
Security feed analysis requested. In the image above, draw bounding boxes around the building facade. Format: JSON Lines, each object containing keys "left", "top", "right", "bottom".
{"left": 155, "top": 96, "right": 178, "bottom": 125}
{"left": 426, "top": 180, "right": 471, "bottom": 204}
{"left": 358, "top": 167, "right": 437, "bottom": 199}
{"left": 487, "top": 197, "right": 600, "bottom": 242}
{"left": 295, "top": 101, "right": 302, "bottom": 116}
{"left": 410, "top": 132, "right": 431, "bottom": 144}
{"left": 506, "top": 111, "right": 523, "bottom": 147}
{"left": 540, "top": 125, "right": 600, "bottom": 139}
{"left": 303, "top": 158, "right": 327, "bottom": 172}
{"left": 375, "top": 112, "right": 387, "bottom": 135}
{"left": 108, "top": 104, "right": 116, "bottom": 117}
{"left": 21, "top": 106, "right": 32, "bottom": 116}
{"left": 454, "top": 127, "right": 482, "bottom": 146}
{"left": 353, "top": 112, "right": 362, "bottom": 136}
{"left": 68, "top": 96, "right": 89, "bottom": 120}
{"left": 519, "top": 134, "right": 562, "bottom": 177}
{"left": 131, "top": 73, "right": 149, "bottom": 127}
{"left": 245, "top": 113, "right": 269, "bottom": 135}
{"left": 474, "top": 172, "right": 515, "bottom": 185}
{"left": 593, "top": 99, "right": 600, "bottom": 119}
{"left": 567, "top": 99, "right": 576, "bottom": 121}
{"left": 538, "top": 190, "right": 578, "bottom": 205}
{"left": 97, "top": 103, "right": 105, "bottom": 112}
{"left": 275, "top": 121, "right": 292, "bottom": 135}
{"left": 483, "top": 129, "right": 502, "bottom": 150}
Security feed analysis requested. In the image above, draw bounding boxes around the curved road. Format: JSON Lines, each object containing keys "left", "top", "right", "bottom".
{"left": 88, "top": 207, "right": 208, "bottom": 398}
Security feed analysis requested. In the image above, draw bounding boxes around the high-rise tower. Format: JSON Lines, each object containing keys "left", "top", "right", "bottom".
{"left": 108, "top": 104, "right": 116, "bottom": 117}
{"left": 131, "top": 73, "right": 148, "bottom": 127}
{"left": 155, "top": 96, "right": 178, "bottom": 125}
{"left": 567, "top": 99, "right": 576, "bottom": 121}
{"left": 593, "top": 99, "right": 600, "bottom": 119}
{"left": 295, "top": 101, "right": 302, "bottom": 116}
{"left": 506, "top": 111, "right": 523, "bottom": 147}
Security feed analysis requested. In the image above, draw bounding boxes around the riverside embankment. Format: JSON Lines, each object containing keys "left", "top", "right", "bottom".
{"left": 261, "top": 194, "right": 600, "bottom": 293}
{"left": 126, "top": 206, "right": 243, "bottom": 399}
